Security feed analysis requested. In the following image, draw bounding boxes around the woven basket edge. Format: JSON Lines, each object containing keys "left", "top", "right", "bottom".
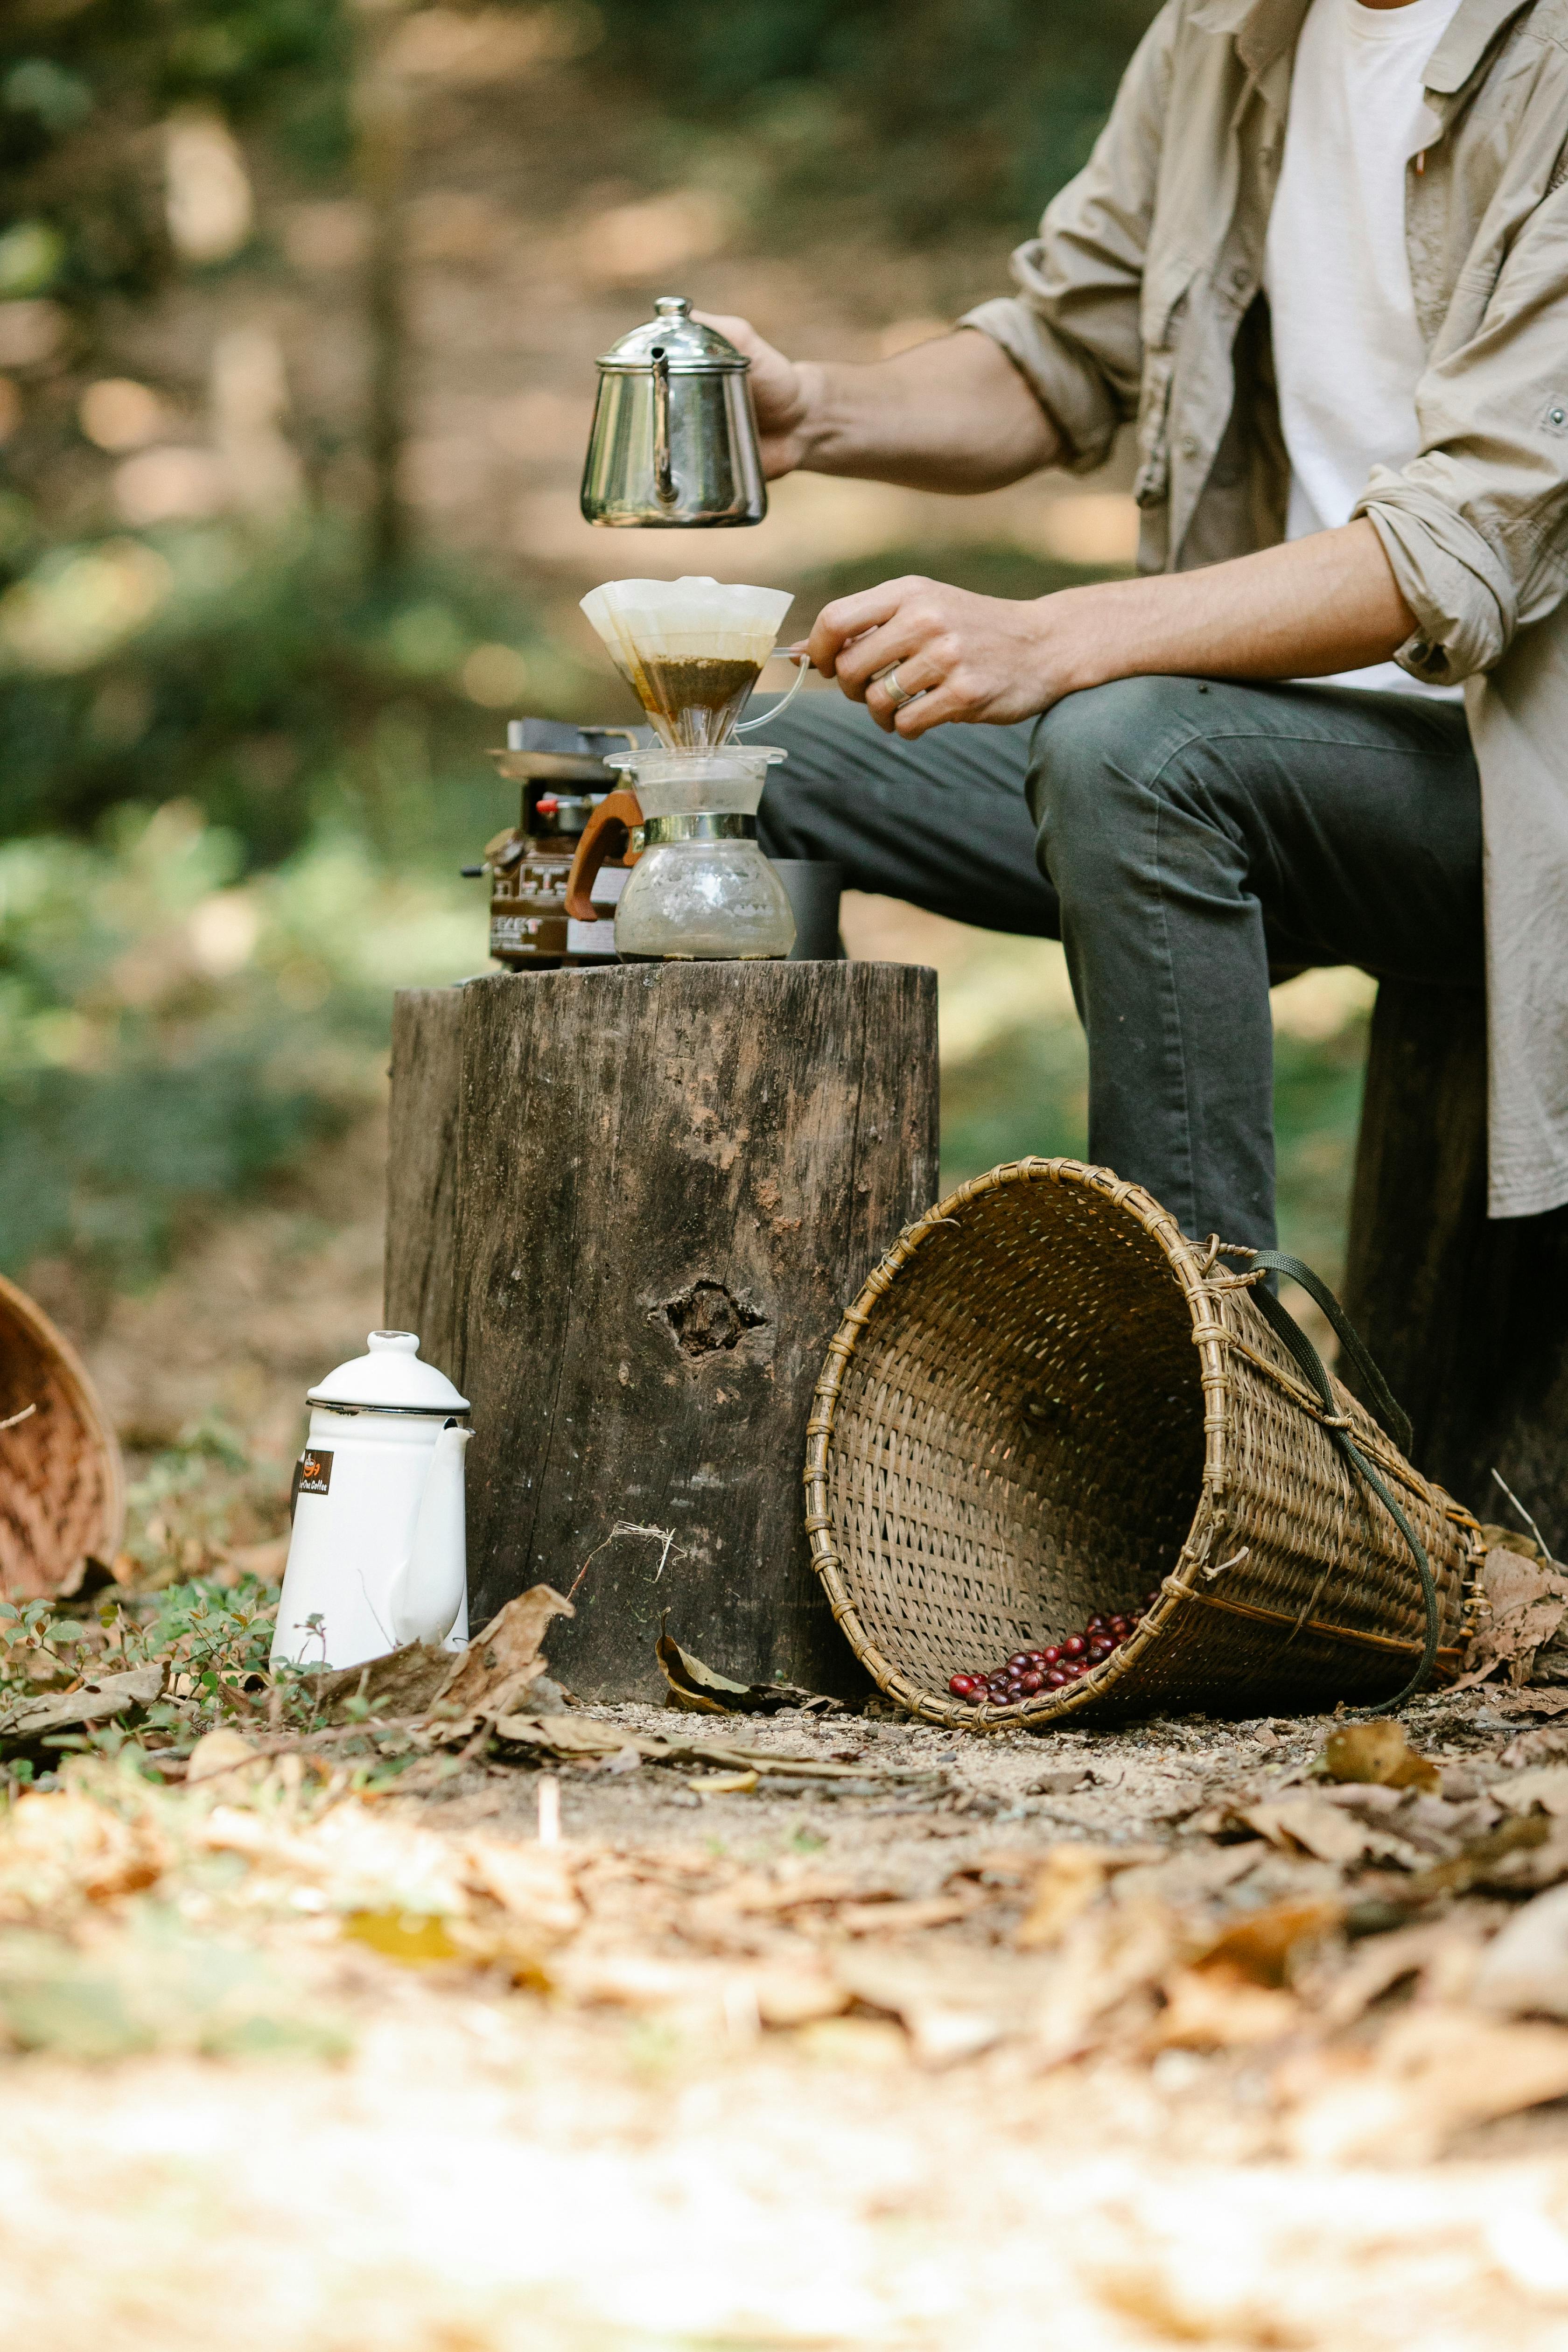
{"left": 0, "top": 1268, "right": 127, "bottom": 1570}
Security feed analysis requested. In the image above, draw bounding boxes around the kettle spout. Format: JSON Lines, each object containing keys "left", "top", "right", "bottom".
{"left": 388, "top": 1424, "right": 471, "bottom": 1648}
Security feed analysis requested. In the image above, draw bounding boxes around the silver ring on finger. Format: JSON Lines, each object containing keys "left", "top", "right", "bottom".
{"left": 878, "top": 663, "right": 917, "bottom": 709}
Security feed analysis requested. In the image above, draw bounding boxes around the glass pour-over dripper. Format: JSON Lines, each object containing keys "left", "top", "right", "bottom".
{"left": 580, "top": 575, "right": 805, "bottom": 748}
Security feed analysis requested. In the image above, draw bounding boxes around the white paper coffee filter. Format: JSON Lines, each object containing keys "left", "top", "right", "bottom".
{"left": 580, "top": 577, "right": 794, "bottom": 670}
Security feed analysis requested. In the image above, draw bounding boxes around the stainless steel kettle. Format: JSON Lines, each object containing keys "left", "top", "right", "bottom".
{"left": 580, "top": 296, "right": 766, "bottom": 529}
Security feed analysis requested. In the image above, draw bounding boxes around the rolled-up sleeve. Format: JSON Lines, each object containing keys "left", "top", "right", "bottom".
{"left": 959, "top": 1, "right": 1177, "bottom": 473}
{"left": 1355, "top": 176, "right": 1568, "bottom": 686}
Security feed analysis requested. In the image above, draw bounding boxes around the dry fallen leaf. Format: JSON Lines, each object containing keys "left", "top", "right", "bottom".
{"left": 1016, "top": 1845, "right": 1112, "bottom": 1949}
{"left": 1284, "top": 2006, "right": 1568, "bottom": 2163}
{"left": 435, "top": 1585, "right": 575, "bottom": 1721}
{"left": 1191, "top": 1897, "right": 1346, "bottom": 1987}
{"left": 1153, "top": 1966, "right": 1301, "bottom": 2051}
{"left": 1312, "top": 1920, "right": 1468, "bottom": 2032}
{"left": 342, "top": 1911, "right": 463, "bottom": 1967}
{"left": 833, "top": 1895, "right": 977, "bottom": 1938}
{"left": 1471, "top": 1883, "right": 1568, "bottom": 2020}
{"left": 305, "top": 1642, "right": 457, "bottom": 1725}
{"left": 553, "top": 1949, "right": 845, "bottom": 2032}
{"left": 1495, "top": 1765, "right": 1568, "bottom": 1818}
{"left": 1034, "top": 1900, "right": 1190, "bottom": 2067}
{"left": 1501, "top": 1724, "right": 1568, "bottom": 1768}
{"left": 1235, "top": 1795, "right": 1423, "bottom": 1869}
{"left": 1015, "top": 1842, "right": 1164, "bottom": 1950}
{"left": 1320, "top": 1721, "right": 1440, "bottom": 1794}
{"left": 460, "top": 1836, "right": 581, "bottom": 1943}
{"left": 1469, "top": 1823, "right": 1568, "bottom": 1894}
{"left": 1452, "top": 1546, "right": 1568, "bottom": 1689}
{"left": 837, "top": 1954, "right": 1005, "bottom": 2068}
{"left": 655, "top": 1624, "right": 841, "bottom": 1717}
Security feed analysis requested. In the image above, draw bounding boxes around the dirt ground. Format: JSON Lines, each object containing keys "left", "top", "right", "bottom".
{"left": 8, "top": 1673, "right": 1568, "bottom": 2352}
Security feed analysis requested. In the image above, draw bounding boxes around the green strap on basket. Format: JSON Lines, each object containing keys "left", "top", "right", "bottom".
{"left": 1238, "top": 1249, "right": 1439, "bottom": 1717}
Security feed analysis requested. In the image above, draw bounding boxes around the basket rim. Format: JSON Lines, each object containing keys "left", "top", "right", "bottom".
{"left": 0, "top": 1268, "right": 126, "bottom": 1587}
{"left": 802, "top": 1155, "right": 1471, "bottom": 1733}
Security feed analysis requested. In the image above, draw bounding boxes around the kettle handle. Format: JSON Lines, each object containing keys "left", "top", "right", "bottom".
{"left": 565, "top": 788, "right": 644, "bottom": 923}
{"left": 651, "top": 350, "right": 677, "bottom": 506}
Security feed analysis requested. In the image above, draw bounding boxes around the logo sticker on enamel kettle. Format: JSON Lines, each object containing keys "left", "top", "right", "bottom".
{"left": 298, "top": 1449, "right": 333, "bottom": 1496}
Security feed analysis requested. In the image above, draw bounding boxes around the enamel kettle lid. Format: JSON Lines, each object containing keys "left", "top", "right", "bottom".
{"left": 307, "top": 1330, "right": 469, "bottom": 1414}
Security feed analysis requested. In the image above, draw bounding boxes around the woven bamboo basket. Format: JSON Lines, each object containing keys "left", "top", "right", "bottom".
{"left": 0, "top": 1272, "right": 124, "bottom": 1599}
{"left": 804, "top": 1159, "right": 1481, "bottom": 1729}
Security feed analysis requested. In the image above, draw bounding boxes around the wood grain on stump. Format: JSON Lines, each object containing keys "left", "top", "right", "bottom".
{"left": 1343, "top": 979, "right": 1568, "bottom": 1551}
{"left": 386, "top": 962, "right": 938, "bottom": 1701}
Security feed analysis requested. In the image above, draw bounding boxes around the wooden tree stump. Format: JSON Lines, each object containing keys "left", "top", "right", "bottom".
{"left": 1343, "top": 980, "right": 1568, "bottom": 1551}
{"left": 385, "top": 962, "right": 938, "bottom": 1701}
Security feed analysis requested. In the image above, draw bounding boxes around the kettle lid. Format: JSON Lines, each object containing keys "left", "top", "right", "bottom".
{"left": 595, "top": 295, "right": 750, "bottom": 376}
{"left": 307, "top": 1330, "right": 470, "bottom": 1413}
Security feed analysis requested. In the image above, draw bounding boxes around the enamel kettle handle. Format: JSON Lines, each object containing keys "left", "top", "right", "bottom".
{"left": 565, "top": 788, "right": 644, "bottom": 923}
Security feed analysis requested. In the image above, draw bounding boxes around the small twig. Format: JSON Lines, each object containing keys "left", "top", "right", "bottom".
{"left": 0, "top": 1404, "right": 37, "bottom": 1435}
{"left": 566, "top": 1521, "right": 682, "bottom": 1601}
{"left": 1491, "top": 1467, "right": 1552, "bottom": 1561}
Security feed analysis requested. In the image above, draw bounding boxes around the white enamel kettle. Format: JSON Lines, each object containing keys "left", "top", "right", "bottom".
{"left": 271, "top": 1330, "right": 471, "bottom": 1672}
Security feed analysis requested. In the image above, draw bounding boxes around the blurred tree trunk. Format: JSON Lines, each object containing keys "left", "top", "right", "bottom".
{"left": 353, "top": 0, "right": 413, "bottom": 578}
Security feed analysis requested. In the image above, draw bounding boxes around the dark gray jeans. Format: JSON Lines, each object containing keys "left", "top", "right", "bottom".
{"left": 756, "top": 675, "right": 1482, "bottom": 1251}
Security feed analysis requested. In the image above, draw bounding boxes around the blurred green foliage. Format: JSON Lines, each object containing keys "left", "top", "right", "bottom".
{"left": 591, "top": 0, "right": 1162, "bottom": 243}
{"left": 0, "top": 0, "right": 350, "bottom": 315}
{"left": 0, "top": 516, "right": 592, "bottom": 856}
{"left": 0, "top": 791, "right": 478, "bottom": 1283}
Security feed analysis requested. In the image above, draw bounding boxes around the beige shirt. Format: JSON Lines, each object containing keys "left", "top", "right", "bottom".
{"left": 961, "top": 0, "right": 1568, "bottom": 1218}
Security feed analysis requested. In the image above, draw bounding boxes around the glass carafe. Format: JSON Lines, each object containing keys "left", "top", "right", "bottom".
{"left": 570, "top": 747, "right": 796, "bottom": 962}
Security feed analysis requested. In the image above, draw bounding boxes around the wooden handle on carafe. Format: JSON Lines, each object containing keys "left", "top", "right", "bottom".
{"left": 565, "top": 788, "right": 643, "bottom": 923}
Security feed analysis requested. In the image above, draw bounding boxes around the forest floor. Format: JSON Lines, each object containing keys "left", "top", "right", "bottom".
{"left": 7, "top": 1665, "right": 1568, "bottom": 2352}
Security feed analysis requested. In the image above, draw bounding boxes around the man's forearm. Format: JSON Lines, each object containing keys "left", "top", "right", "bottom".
{"left": 795, "top": 329, "right": 1063, "bottom": 493}
{"left": 1049, "top": 519, "right": 1416, "bottom": 695}
{"left": 804, "top": 518, "right": 1422, "bottom": 738}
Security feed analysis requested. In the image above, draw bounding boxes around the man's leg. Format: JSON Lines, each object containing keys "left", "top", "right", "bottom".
{"left": 756, "top": 686, "right": 1058, "bottom": 935}
{"left": 1029, "top": 675, "right": 1482, "bottom": 1250}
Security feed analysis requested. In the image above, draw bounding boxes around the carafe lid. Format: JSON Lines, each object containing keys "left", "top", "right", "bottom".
{"left": 595, "top": 296, "right": 750, "bottom": 375}
{"left": 307, "top": 1330, "right": 469, "bottom": 1413}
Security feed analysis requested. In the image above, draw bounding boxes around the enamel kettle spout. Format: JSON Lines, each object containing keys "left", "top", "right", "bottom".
{"left": 388, "top": 1423, "right": 471, "bottom": 1647}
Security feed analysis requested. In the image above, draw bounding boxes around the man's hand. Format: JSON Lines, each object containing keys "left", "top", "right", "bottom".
{"left": 803, "top": 576, "right": 1072, "bottom": 737}
{"left": 693, "top": 312, "right": 824, "bottom": 479}
{"left": 798, "top": 522, "right": 1420, "bottom": 738}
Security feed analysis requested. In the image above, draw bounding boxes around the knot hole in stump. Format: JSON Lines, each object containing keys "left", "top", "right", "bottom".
{"left": 663, "top": 1278, "right": 766, "bottom": 1360}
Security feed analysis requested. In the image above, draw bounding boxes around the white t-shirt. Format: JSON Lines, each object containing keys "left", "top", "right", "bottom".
{"left": 1263, "top": 0, "right": 1463, "bottom": 694}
